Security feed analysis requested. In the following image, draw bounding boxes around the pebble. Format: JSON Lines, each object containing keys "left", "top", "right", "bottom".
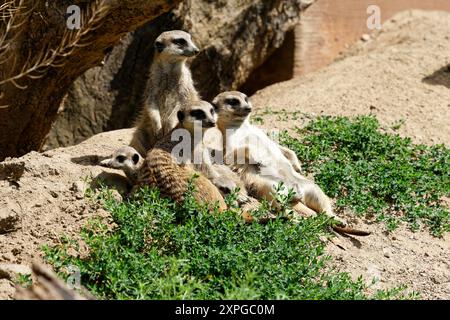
{"left": 382, "top": 248, "right": 391, "bottom": 258}
{"left": 0, "top": 201, "right": 21, "bottom": 234}
{"left": 71, "top": 181, "right": 86, "bottom": 200}
{"left": 361, "top": 34, "right": 371, "bottom": 42}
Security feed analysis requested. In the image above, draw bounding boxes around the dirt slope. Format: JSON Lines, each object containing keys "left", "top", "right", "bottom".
{"left": 252, "top": 10, "right": 450, "bottom": 146}
{"left": 0, "top": 129, "right": 134, "bottom": 299}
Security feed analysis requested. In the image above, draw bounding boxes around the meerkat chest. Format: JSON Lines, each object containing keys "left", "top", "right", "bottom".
{"left": 227, "top": 124, "right": 287, "bottom": 166}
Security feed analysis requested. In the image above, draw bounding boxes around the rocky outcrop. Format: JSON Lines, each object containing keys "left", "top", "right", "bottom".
{"left": 45, "top": 0, "right": 315, "bottom": 149}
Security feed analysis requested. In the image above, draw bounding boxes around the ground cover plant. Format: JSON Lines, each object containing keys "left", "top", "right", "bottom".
{"left": 281, "top": 115, "right": 450, "bottom": 236}
{"left": 43, "top": 185, "right": 411, "bottom": 300}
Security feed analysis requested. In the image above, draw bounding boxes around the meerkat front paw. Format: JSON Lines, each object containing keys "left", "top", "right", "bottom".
{"left": 331, "top": 215, "right": 347, "bottom": 227}
{"left": 292, "top": 162, "right": 303, "bottom": 174}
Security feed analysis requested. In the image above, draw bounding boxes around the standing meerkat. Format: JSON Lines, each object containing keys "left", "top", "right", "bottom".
{"left": 130, "top": 30, "right": 200, "bottom": 156}
{"left": 213, "top": 91, "right": 371, "bottom": 236}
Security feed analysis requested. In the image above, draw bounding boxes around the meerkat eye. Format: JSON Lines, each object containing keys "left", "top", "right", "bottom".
{"left": 116, "top": 155, "right": 126, "bottom": 163}
{"left": 173, "top": 38, "right": 187, "bottom": 46}
{"left": 154, "top": 41, "right": 165, "bottom": 52}
{"left": 190, "top": 110, "right": 206, "bottom": 120}
{"left": 244, "top": 96, "right": 249, "bottom": 103}
{"left": 225, "top": 98, "right": 240, "bottom": 107}
{"left": 132, "top": 154, "right": 140, "bottom": 165}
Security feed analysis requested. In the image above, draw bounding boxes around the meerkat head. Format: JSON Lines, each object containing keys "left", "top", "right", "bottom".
{"left": 100, "top": 146, "right": 144, "bottom": 172}
{"left": 154, "top": 30, "right": 200, "bottom": 61}
{"left": 212, "top": 91, "right": 252, "bottom": 128}
{"left": 177, "top": 100, "right": 217, "bottom": 134}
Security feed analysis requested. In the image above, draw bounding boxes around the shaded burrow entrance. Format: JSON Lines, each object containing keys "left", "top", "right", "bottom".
{"left": 239, "top": 30, "right": 295, "bottom": 97}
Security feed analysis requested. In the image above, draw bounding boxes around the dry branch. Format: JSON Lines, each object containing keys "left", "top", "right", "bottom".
{"left": 0, "top": 0, "right": 180, "bottom": 160}
{"left": 0, "top": 0, "right": 111, "bottom": 91}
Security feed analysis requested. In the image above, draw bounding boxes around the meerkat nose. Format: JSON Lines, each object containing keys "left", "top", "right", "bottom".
{"left": 193, "top": 46, "right": 200, "bottom": 55}
{"left": 204, "top": 121, "right": 216, "bottom": 128}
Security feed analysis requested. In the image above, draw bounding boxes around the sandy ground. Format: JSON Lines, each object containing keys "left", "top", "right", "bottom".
{"left": 252, "top": 10, "right": 450, "bottom": 146}
{"left": 0, "top": 10, "right": 449, "bottom": 299}
{"left": 0, "top": 129, "right": 135, "bottom": 299}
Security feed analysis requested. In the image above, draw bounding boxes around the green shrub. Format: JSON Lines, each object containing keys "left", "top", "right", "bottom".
{"left": 43, "top": 186, "right": 408, "bottom": 300}
{"left": 281, "top": 115, "right": 450, "bottom": 236}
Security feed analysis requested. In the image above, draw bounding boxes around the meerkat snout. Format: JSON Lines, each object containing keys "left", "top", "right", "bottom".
{"left": 154, "top": 30, "right": 200, "bottom": 59}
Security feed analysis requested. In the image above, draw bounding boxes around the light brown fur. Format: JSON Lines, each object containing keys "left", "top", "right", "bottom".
{"left": 135, "top": 100, "right": 226, "bottom": 211}
{"left": 130, "top": 30, "right": 200, "bottom": 156}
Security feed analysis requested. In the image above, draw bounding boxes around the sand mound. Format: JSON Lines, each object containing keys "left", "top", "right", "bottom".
{"left": 252, "top": 10, "right": 450, "bottom": 146}
{"left": 0, "top": 129, "right": 134, "bottom": 299}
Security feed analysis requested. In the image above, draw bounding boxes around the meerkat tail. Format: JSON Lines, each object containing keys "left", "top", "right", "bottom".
{"left": 332, "top": 225, "right": 371, "bottom": 237}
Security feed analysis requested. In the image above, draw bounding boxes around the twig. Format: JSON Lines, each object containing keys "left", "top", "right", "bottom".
{"left": 0, "top": 0, "right": 111, "bottom": 91}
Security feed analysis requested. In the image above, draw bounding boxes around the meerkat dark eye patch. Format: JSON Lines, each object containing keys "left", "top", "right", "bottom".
{"left": 212, "top": 102, "right": 219, "bottom": 111}
{"left": 132, "top": 154, "right": 140, "bottom": 165}
{"left": 154, "top": 41, "right": 165, "bottom": 53}
{"left": 177, "top": 110, "right": 185, "bottom": 122}
{"left": 190, "top": 110, "right": 206, "bottom": 120}
{"left": 173, "top": 38, "right": 188, "bottom": 46}
{"left": 225, "top": 98, "right": 240, "bottom": 107}
{"left": 116, "top": 155, "right": 126, "bottom": 163}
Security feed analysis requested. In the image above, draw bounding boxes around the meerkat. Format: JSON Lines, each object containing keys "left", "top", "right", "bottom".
{"left": 213, "top": 91, "right": 371, "bottom": 236}
{"left": 134, "top": 100, "right": 226, "bottom": 211}
{"left": 100, "top": 146, "right": 144, "bottom": 185}
{"left": 130, "top": 30, "right": 200, "bottom": 157}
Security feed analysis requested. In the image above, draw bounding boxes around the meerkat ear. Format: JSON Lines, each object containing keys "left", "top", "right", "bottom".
{"left": 177, "top": 110, "right": 185, "bottom": 122}
{"left": 154, "top": 40, "right": 164, "bottom": 53}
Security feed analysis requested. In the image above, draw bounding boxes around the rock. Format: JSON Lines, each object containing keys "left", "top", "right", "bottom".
{"left": 382, "top": 248, "right": 391, "bottom": 258}
{"left": 71, "top": 181, "right": 87, "bottom": 200}
{"left": 45, "top": 0, "right": 315, "bottom": 149}
{"left": 0, "top": 200, "right": 21, "bottom": 234}
{"left": 0, "top": 263, "right": 31, "bottom": 280}
{"left": 361, "top": 33, "right": 371, "bottom": 42}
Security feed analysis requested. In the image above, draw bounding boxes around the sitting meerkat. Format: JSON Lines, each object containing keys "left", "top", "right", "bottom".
{"left": 130, "top": 30, "right": 201, "bottom": 157}
{"left": 213, "top": 91, "right": 371, "bottom": 236}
